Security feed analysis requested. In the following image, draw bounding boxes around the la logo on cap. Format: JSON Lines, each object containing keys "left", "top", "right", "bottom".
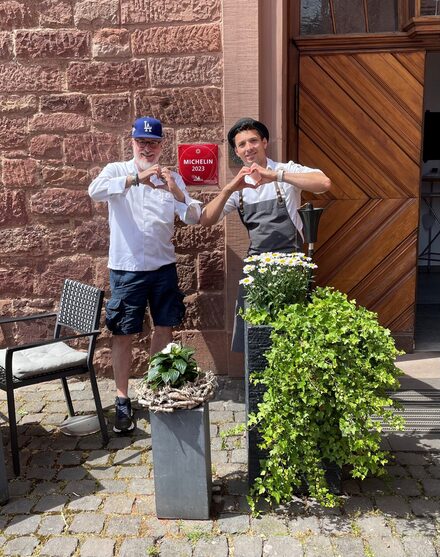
{"left": 144, "top": 121, "right": 152, "bottom": 133}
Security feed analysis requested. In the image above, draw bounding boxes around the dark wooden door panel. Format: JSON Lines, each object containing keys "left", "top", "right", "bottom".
{"left": 298, "top": 51, "right": 424, "bottom": 350}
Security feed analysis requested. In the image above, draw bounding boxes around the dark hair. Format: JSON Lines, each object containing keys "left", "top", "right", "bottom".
{"left": 227, "top": 118, "right": 269, "bottom": 149}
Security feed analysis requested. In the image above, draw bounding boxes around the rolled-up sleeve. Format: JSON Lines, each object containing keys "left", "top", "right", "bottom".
{"left": 173, "top": 173, "right": 202, "bottom": 224}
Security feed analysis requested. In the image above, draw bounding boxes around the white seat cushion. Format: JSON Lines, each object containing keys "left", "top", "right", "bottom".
{"left": 0, "top": 343, "right": 88, "bottom": 379}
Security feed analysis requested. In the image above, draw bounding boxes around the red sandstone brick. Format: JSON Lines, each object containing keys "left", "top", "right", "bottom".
{"left": 149, "top": 55, "right": 222, "bottom": 87}
{"left": 198, "top": 251, "right": 224, "bottom": 290}
{"left": 29, "top": 135, "right": 63, "bottom": 159}
{"left": 15, "top": 30, "right": 89, "bottom": 59}
{"left": 93, "top": 256, "right": 110, "bottom": 291}
{"left": 13, "top": 313, "right": 57, "bottom": 346}
{"left": 193, "top": 0, "right": 221, "bottom": 21}
{"left": 46, "top": 226, "right": 76, "bottom": 255}
{"left": 0, "top": 32, "right": 13, "bottom": 58}
{"left": 67, "top": 60, "right": 148, "bottom": 91}
{"left": 40, "top": 94, "right": 90, "bottom": 114}
{"left": 176, "top": 253, "right": 197, "bottom": 294}
{"left": 64, "top": 133, "right": 120, "bottom": 163}
{"left": 177, "top": 126, "right": 223, "bottom": 144}
{"left": 30, "top": 188, "right": 91, "bottom": 217}
{"left": 0, "top": 1, "right": 35, "bottom": 30}
{"left": 92, "top": 95, "right": 131, "bottom": 125}
{"left": 2, "top": 158, "right": 39, "bottom": 188}
{"left": 0, "top": 225, "right": 46, "bottom": 254}
{"left": 30, "top": 113, "right": 89, "bottom": 133}
{"left": 121, "top": 0, "right": 220, "bottom": 24}
{"left": 0, "top": 64, "right": 62, "bottom": 92}
{"left": 181, "top": 330, "right": 228, "bottom": 374}
{"left": 0, "top": 117, "right": 28, "bottom": 149}
{"left": 93, "top": 347, "right": 113, "bottom": 378}
{"left": 92, "top": 28, "right": 130, "bottom": 58}
{"left": 35, "top": 256, "right": 95, "bottom": 296}
{"left": 41, "top": 165, "right": 89, "bottom": 188}
{"left": 181, "top": 292, "right": 225, "bottom": 330}
{"left": 38, "top": 0, "right": 73, "bottom": 26}
{"left": 0, "top": 94, "right": 37, "bottom": 114}
{"left": 132, "top": 24, "right": 221, "bottom": 55}
{"left": 74, "top": 0, "right": 119, "bottom": 26}
{"left": 72, "top": 217, "right": 110, "bottom": 252}
{"left": 0, "top": 268, "right": 34, "bottom": 296}
{"left": 135, "top": 87, "right": 222, "bottom": 125}
{"left": 0, "top": 189, "right": 27, "bottom": 225}
{"left": 174, "top": 221, "right": 224, "bottom": 252}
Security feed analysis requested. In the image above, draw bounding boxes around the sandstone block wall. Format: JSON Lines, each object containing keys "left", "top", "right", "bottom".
{"left": 0, "top": 0, "right": 229, "bottom": 377}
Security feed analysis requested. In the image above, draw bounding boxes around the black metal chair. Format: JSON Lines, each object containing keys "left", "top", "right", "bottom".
{"left": 0, "top": 279, "right": 109, "bottom": 475}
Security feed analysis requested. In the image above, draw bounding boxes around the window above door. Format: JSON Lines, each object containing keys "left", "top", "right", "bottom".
{"left": 300, "top": 0, "right": 439, "bottom": 36}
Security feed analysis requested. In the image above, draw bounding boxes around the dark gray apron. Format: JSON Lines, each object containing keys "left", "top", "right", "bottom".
{"left": 231, "top": 182, "right": 303, "bottom": 352}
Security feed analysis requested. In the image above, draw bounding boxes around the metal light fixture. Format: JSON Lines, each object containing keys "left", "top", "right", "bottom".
{"left": 298, "top": 202, "right": 324, "bottom": 258}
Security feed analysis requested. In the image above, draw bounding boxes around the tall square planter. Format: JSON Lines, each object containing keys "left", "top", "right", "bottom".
{"left": 244, "top": 323, "right": 272, "bottom": 486}
{"left": 149, "top": 402, "right": 212, "bottom": 519}
{"left": 0, "top": 427, "right": 9, "bottom": 504}
{"left": 244, "top": 322, "right": 342, "bottom": 495}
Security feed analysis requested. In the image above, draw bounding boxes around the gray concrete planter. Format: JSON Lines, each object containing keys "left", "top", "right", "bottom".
{"left": 149, "top": 402, "right": 212, "bottom": 519}
{"left": 0, "top": 428, "right": 9, "bottom": 505}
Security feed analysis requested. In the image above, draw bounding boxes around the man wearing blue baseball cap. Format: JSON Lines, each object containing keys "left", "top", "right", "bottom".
{"left": 89, "top": 116, "right": 201, "bottom": 433}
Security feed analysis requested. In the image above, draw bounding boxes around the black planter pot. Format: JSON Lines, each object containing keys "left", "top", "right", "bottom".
{"left": 244, "top": 323, "right": 272, "bottom": 486}
{"left": 244, "top": 322, "right": 342, "bottom": 496}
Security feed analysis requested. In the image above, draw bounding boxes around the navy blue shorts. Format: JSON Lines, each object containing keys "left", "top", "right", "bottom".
{"left": 105, "top": 264, "right": 185, "bottom": 335}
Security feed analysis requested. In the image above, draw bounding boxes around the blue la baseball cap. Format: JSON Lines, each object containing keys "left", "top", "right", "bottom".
{"left": 131, "top": 117, "right": 163, "bottom": 139}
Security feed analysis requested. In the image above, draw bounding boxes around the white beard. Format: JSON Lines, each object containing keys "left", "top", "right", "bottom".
{"left": 134, "top": 156, "right": 153, "bottom": 172}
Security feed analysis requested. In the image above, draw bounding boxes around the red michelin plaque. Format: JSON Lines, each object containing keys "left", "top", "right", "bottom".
{"left": 178, "top": 144, "right": 218, "bottom": 186}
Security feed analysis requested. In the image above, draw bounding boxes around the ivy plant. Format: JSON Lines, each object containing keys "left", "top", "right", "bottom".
{"left": 144, "top": 342, "right": 199, "bottom": 391}
{"left": 245, "top": 286, "right": 405, "bottom": 510}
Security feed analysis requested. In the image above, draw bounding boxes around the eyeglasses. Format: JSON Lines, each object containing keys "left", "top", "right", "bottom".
{"left": 134, "top": 138, "right": 162, "bottom": 148}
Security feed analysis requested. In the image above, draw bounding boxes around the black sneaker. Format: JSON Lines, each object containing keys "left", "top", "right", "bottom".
{"left": 113, "top": 397, "right": 135, "bottom": 433}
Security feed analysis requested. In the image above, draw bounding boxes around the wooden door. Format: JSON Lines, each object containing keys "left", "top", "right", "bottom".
{"left": 298, "top": 51, "right": 425, "bottom": 351}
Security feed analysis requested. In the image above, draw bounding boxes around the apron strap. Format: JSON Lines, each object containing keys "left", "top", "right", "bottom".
{"left": 239, "top": 182, "right": 285, "bottom": 214}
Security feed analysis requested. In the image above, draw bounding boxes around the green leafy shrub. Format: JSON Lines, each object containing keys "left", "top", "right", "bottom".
{"left": 240, "top": 252, "right": 315, "bottom": 320}
{"left": 246, "top": 286, "right": 404, "bottom": 509}
{"left": 144, "top": 342, "right": 199, "bottom": 391}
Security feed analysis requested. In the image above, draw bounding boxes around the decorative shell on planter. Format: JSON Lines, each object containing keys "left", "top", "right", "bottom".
{"left": 136, "top": 342, "right": 217, "bottom": 412}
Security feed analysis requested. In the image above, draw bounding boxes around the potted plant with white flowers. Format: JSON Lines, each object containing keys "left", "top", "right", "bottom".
{"left": 137, "top": 342, "right": 217, "bottom": 519}
{"left": 240, "top": 253, "right": 405, "bottom": 509}
{"left": 240, "top": 252, "right": 316, "bottom": 485}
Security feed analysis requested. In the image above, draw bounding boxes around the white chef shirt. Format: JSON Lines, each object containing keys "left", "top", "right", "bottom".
{"left": 88, "top": 159, "right": 201, "bottom": 271}
{"left": 221, "top": 158, "right": 321, "bottom": 235}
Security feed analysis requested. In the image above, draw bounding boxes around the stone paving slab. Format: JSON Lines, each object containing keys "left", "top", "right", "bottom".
{"left": 1, "top": 377, "right": 440, "bottom": 556}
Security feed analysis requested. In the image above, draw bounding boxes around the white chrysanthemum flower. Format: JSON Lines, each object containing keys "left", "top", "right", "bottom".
{"left": 239, "top": 276, "right": 255, "bottom": 285}
{"left": 243, "top": 264, "right": 256, "bottom": 274}
{"left": 259, "top": 267, "right": 268, "bottom": 274}
{"left": 244, "top": 255, "right": 259, "bottom": 263}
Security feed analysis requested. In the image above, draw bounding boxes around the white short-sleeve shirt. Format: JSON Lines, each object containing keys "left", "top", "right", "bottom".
{"left": 221, "top": 158, "right": 320, "bottom": 235}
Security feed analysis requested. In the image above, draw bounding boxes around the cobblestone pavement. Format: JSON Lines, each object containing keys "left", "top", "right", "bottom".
{"left": 1, "top": 377, "right": 440, "bottom": 557}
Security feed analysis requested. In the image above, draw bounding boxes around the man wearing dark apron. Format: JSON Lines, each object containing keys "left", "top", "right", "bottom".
{"left": 200, "top": 118, "right": 331, "bottom": 351}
